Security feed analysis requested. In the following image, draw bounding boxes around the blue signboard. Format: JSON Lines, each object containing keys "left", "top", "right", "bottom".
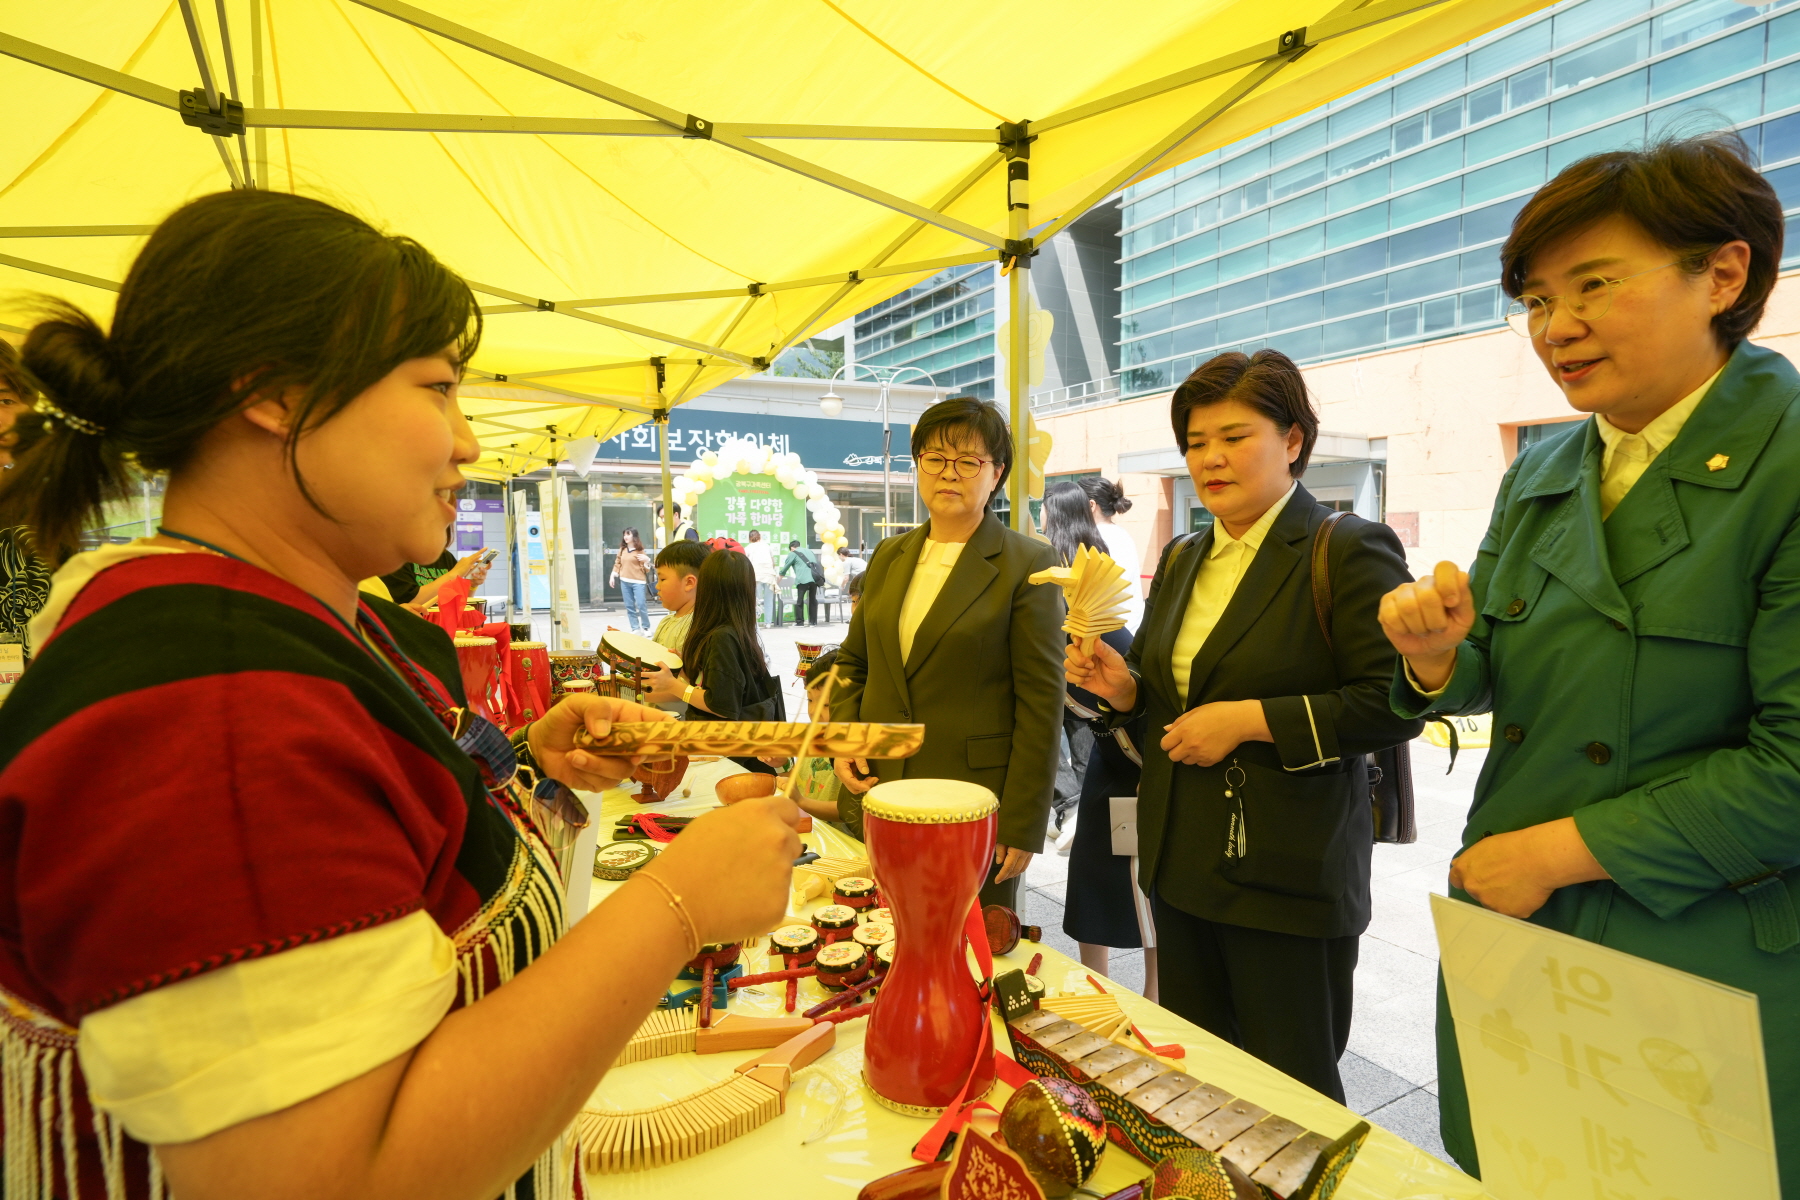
{"left": 601, "top": 409, "right": 911, "bottom": 474}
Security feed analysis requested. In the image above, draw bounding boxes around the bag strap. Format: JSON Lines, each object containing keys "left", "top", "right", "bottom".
{"left": 1310, "top": 511, "right": 1352, "bottom": 652}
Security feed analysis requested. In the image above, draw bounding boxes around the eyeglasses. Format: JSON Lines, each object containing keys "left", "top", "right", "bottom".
{"left": 917, "top": 451, "right": 996, "bottom": 478}
{"left": 1504, "top": 261, "right": 1683, "bottom": 339}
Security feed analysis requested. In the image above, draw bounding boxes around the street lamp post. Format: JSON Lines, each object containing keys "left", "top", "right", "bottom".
{"left": 818, "top": 364, "right": 937, "bottom": 543}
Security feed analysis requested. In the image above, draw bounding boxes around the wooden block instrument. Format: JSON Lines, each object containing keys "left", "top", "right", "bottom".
{"left": 572, "top": 720, "right": 924, "bottom": 760}
{"left": 611, "top": 1008, "right": 819, "bottom": 1065}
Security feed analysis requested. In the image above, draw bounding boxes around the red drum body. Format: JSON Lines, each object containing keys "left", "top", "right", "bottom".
{"left": 452, "top": 636, "right": 502, "bottom": 723}
{"left": 507, "top": 642, "right": 551, "bottom": 728}
{"left": 862, "top": 779, "right": 999, "bottom": 1116}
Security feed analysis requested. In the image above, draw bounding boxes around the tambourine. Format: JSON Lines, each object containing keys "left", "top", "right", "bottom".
{"left": 832, "top": 876, "right": 879, "bottom": 909}
{"left": 593, "top": 839, "right": 656, "bottom": 881}
{"left": 812, "top": 905, "right": 859, "bottom": 944}
{"left": 814, "top": 941, "right": 870, "bottom": 990}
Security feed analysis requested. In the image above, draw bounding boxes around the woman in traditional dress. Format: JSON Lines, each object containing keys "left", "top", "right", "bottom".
{"left": 0, "top": 190, "right": 799, "bottom": 1200}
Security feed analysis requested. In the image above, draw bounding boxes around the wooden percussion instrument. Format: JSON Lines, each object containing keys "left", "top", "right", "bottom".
{"left": 507, "top": 640, "right": 551, "bottom": 726}
{"left": 452, "top": 635, "right": 503, "bottom": 723}
{"left": 598, "top": 629, "right": 681, "bottom": 697}
{"left": 794, "top": 641, "right": 827, "bottom": 679}
{"left": 572, "top": 720, "right": 923, "bottom": 760}
{"left": 860, "top": 779, "right": 999, "bottom": 1116}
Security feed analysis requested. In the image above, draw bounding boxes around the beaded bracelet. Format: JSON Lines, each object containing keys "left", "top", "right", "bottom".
{"left": 637, "top": 869, "right": 701, "bottom": 958}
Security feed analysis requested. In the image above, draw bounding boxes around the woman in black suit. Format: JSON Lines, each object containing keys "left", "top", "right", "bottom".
{"left": 1065, "top": 350, "right": 1419, "bottom": 1102}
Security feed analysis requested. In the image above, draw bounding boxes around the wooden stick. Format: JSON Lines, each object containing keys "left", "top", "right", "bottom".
{"left": 802, "top": 973, "right": 881, "bottom": 1018}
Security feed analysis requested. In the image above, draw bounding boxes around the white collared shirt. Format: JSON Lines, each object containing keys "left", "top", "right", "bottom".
{"left": 897, "top": 537, "right": 966, "bottom": 663}
{"left": 1169, "top": 483, "right": 1296, "bottom": 700}
{"left": 1594, "top": 365, "right": 1723, "bottom": 519}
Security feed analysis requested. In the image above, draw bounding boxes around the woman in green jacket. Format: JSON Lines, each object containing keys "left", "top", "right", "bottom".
{"left": 1380, "top": 133, "right": 1800, "bottom": 1190}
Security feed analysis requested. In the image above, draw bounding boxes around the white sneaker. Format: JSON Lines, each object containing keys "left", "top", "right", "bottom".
{"left": 1055, "top": 814, "right": 1078, "bottom": 856}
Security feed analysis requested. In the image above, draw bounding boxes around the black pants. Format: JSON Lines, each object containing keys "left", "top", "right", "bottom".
{"left": 793, "top": 582, "right": 818, "bottom": 625}
{"left": 1152, "top": 895, "right": 1358, "bottom": 1103}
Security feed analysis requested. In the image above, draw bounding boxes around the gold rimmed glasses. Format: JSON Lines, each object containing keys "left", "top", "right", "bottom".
{"left": 1504, "top": 260, "right": 1683, "bottom": 339}
{"left": 917, "top": 451, "right": 995, "bottom": 478}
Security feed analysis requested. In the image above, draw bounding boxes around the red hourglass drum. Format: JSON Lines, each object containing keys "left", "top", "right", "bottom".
{"left": 861, "top": 779, "right": 999, "bottom": 1116}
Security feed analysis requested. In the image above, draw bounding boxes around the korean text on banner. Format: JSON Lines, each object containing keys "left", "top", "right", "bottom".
{"left": 1432, "top": 893, "right": 1777, "bottom": 1200}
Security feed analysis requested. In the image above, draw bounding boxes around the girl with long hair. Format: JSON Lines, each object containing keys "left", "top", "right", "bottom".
{"left": 1078, "top": 476, "right": 1143, "bottom": 633}
{"left": 611, "top": 525, "right": 652, "bottom": 632}
{"left": 677, "top": 548, "right": 784, "bottom": 773}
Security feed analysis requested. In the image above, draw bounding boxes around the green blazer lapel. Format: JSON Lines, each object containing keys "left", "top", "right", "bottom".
{"left": 1604, "top": 463, "right": 1689, "bottom": 587}
{"left": 1182, "top": 486, "right": 1312, "bottom": 707}
{"left": 871, "top": 524, "right": 928, "bottom": 705}
{"left": 904, "top": 512, "right": 1002, "bottom": 677}
{"left": 1142, "top": 527, "right": 1209, "bottom": 713}
{"left": 1521, "top": 422, "right": 1633, "bottom": 626}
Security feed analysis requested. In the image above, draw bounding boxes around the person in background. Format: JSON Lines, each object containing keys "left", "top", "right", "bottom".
{"left": 832, "top": 397, "right": 1064, "bottom": 909}
{"left": 378, "top": 540, "right": 489, "bottom": 610}
{"left": 775, "top": 649, "right": 862, "bottom": 838}
{"left": 1065, "top": 350, "right": 1419, "bottom": 1104}
{"left": 0, "top": 341, "right": 50, "bottom": 660}
{"left": 781, "top": 538, "right": 822, "bottom": 626}
{"left": 642, "top": 547, "right": 784, "bottom": 774}
{"left": 846, "top": 564, "right": 866, "bottom": 614}
{"left": 672, "top": 508, "right": 699, "bottom": 542}
{"left": 1379, "top": 134, "right": 1800, "bottom": 1192}
{"left": 1043, "top": 481, "right": 1102, "bottom": 845}
{"left": 1079, "top": 476, "right": 1144, "bottom": 634}
{"left": 1042, "top": 482, "right": 1156, "bottom": 997}
{"left": 651, "top": 539, "right": 708, "bottom": 655}
{"left": 743, "top": 529, "right": 779, "bottom": 627}
{"left": 0, "top": 188, "right": 799, "bottom": 1200}
{"left": 609, "top": 526, "right": 653, "bottom": 633}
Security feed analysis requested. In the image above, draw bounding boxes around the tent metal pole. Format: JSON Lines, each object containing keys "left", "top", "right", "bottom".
{"left": 658, "top": 413, "right": 674, "bottom": 546}
{"left": 1006, "top": 153, "right": 1031, "bottom": 534}
{"left": 176, "top": 0, "right": 247, "bottom": 189}
{"left": 466, "top": 280, "right": 761, "bottom": 368}
{"left": 503, "top": 476, "right": 517, "bottom": 624}
{"left": 0, "top": 32, "right": 181, "bottom": 108}
{"left": 0, "top": 226, "right": 155, "bottom": 238}
{"left": 0, "top": 253, "right": 121, "bottom": 292}
{"left": 250, "top": 0, "right": 267, "bottom": 188}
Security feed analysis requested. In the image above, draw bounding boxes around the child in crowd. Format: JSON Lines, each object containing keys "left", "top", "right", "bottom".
{"left": 846, "top": 567, "right": 865, "bottom": 614}
{"left": 777, "top": 650, "right": 860, "bottom": 838}
{"left": 651, "top": 540, "right": 708, "bottom": 654}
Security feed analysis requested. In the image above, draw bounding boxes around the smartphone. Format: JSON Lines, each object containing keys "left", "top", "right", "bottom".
{"left": 476, "top": 547, "right": 499, "bottom": 566}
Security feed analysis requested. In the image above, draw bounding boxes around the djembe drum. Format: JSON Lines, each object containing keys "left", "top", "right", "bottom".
{"left": 861, "top": 779, "right": 999, "bottom": 1116}
{"left": 508, "top": 640, "right": 551, "bottom": 726}
{"left": 547, "top": 650, "right": 597, "bottom": 695}
{"left": 453, "top": 635, "right": 503, "bottom": 722}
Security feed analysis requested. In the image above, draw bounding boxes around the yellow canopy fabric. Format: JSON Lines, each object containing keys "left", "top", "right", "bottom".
{"left": 0, "top": 0, "right": 1547, "bottom": 478}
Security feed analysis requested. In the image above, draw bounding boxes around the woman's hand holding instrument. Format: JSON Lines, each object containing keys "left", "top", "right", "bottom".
{"left": 1378, "top": 560, "right": 1475, "bottom": 692}
{"left": 1063, "top": 637, "right": 1137, "bottom": 711}
{"left": 528, "top": 695, "right": 673, "bottom": 790}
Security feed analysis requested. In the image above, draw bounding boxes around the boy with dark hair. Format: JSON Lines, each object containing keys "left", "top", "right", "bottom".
{"left": 651, "top": 540, "right": 709, "bottom": 654}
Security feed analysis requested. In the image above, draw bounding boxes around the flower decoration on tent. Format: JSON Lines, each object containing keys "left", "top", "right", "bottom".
{"left": 668, "top": 437, "right": 851, "bottom": 584}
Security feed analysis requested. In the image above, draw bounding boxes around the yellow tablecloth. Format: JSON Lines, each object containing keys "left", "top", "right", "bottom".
{"left": 580, "top": 762, "right": 1491, "bottom": 1199}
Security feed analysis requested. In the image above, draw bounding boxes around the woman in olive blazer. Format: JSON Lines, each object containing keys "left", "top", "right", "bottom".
{"left": 832, "top": 399, "right": 1064, "bottom": 909}
{"left": 1381, "top": 137, "right": 1800, "bottom": 1192}
{"left": 1070, "top": 351, "right": 1419, "bottom": 1103}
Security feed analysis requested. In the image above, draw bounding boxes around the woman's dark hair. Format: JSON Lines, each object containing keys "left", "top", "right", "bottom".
{"left": 1042, "top": 481, "right": 1104, "bottom": 567}
{"left": 1077, "top": 475, "right": 1131, "bottom": 518}
{"left": 0, "top": 190, "right": 481, "bottom": 564}
{"left": 0, "top": 339, "right": 31, "bottom": 402}
{"left": 620, "top": 527, "right": 644, "bottom": 552}
{"left": 846, "top": 567, "right": 867, "bottom": 601}
{"left": 1500, "top": 132, "right": 1783, "bottom": 346}
{"left": 1170, "top": 349, "right": 1318, "bottom": 477}
{"left": 910, "top": 396, "right": 1012, "bottom": 498}
{"left": 681, "top": 547, "right": 769, "bottom": 681}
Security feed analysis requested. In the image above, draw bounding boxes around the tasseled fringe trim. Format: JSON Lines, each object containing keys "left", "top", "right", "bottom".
{"left": 3, "top": 999, "right": 84, "bottom": 1200}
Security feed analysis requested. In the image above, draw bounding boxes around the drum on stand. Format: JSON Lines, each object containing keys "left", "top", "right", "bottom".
{"left": 452, "top": 635, "right": 503, "bottom": 723}
{"left": 546, "top": 650, "right": 597, "bottom": 696}
{"left": 508, "top": 640, "right": 551, "bottom": 727}
{"left": 861, "top": 779, "right": 999, "bottom": 1116}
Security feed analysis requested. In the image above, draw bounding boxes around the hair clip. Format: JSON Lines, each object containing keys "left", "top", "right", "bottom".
{"left": 33, "top": 397, "right": 105, "bottom": 437}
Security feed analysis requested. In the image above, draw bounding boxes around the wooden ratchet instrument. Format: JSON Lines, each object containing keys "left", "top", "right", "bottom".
{"left": 571, "top": 720, "right": 926, "bottom": 759}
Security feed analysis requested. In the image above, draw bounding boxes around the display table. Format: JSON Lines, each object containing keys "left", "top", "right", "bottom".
{"left": 580, "top": 762, "right": 1487, "bottom": 1199}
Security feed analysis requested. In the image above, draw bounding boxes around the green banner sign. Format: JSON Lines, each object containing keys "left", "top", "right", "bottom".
{"left": 693, "top": 474, "right": 808, "bottom": 547}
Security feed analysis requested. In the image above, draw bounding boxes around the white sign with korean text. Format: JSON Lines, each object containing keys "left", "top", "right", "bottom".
{"left": 1432, "top": 893, "right": 1777, "bottom": 1200}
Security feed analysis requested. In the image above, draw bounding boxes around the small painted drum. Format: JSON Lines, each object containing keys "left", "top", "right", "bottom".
{"left": 853, "top": 921, "right": 895, "bottom": 953}
{"left": 874, "top": 940, "right": 896, "bottom": 975}
{"left": 507, "top": 640, "right": 551, "bottom": 727}
{"left": 561, "top": 679, "right": 595, "bottom": 695}
{"left": 815, "top": 941, "right": 870, "bottom": 990}
{"left": 833, "top": 877, "right": 879, "bottom": 909}
{"left": 794, "top": 641, "right": 827, "bottom": 680}
{"left": 861, "top": 778, "right": 999, "bottom": 1117}
{"left": 770, "top": 924, "right": 821, "bottom": 965}
{"left": 867, "top": 907, "right": 893, "bottom": 927}
{"left": 599, "top": 630, "right": 681, "bottom": 695}
{"left": 509, "top": 623, "right": 533, "bottom": 643}
{"left": 593, "top": 839, "right": 656, "bottom": 881}
{"left": 547, "top": 650, "right": 597, "bottom": 694}
{"left": 452, "top": 635, "right": 503, "bottom": 723}
{"left": 812, "top": 904, "right": 859, "bottom": 945}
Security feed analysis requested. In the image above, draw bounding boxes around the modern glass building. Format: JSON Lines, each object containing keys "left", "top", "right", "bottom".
{"left": 1115, "top": 0, "right": 1800, "bottom": 398}
{"left": 852, "top": 262, "right": 998, "bottom": 399}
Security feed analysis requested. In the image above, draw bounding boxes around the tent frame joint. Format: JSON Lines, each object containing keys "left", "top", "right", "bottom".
{"left": 179, "top": 88, "right": 245, "bottom": 137}
{"left": 1280, "top": 27, "right": 1313, "bottom": 60}
{"left": 535, "top": 298, "right": 557, "bottom": 312}
{"left": 683, "top": 114, "right": 713, "bottom": 139}
{"left": 996, "top": 121, "right": 1033, "bottom": 159}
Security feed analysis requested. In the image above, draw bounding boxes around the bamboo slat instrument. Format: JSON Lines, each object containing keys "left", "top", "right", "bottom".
{"left": 1029, "top": 545, "right": 1135, "bottom": 655}
{"left": 572, "top": 720, "right": 924, "bottom": 760}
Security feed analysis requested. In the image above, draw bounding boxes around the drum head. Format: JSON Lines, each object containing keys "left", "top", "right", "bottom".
{"left": 602, "top": 629, "right": 682, "bottom": 670}
{"left": 453, "top": 636, "right": 497, "bottom": 647}
{"left": 863, "top": 778, "right": 998, "bottom": 824}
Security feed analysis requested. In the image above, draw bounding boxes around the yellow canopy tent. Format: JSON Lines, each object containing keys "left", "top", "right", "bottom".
{"left": 0, "top": 0, "right": 1548, "bottom": 524}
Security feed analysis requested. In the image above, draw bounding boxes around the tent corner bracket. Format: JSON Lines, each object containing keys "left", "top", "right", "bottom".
{"left": 996, "top": 121, "right": 1033, "bottom": 159}
{"left": 1279, "top": 27, "right": 1312, "bottom": 60}
{"left": 180, "top": 89, "right": 245, "bottom": 137}
{"left": 683, "top": 114, "right": 713, "bottom": 139}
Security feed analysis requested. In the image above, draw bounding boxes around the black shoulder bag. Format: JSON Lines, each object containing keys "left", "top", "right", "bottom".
{"left": 1309, "top": 512, "right": 1418, "bottom": 845}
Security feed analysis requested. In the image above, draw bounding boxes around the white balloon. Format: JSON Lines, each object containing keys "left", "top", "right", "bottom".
{"left": 800, "top": 470, "right": 818, "bottom": 487}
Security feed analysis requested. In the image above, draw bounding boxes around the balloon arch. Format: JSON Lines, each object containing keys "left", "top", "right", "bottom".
{"left": 669, "top": 437, "right": 851, "bottom": 585}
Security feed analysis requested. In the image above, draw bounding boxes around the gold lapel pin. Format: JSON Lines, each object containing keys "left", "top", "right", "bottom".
{"left": 1706, "top": 453, "right": 1730, "bottom": 472}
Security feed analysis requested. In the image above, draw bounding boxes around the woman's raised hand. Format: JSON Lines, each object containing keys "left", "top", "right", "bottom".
{"left": 1378, "top": 561, "right": 1474, "bottom": 692}
{"left": 1064, "top": 638, "right": 1135, "bottom": 709}
{"left": 527, "top": 694, "right": 673, "bottom": 791}
{"left": 650, "top": 793, "right": 804, "bottom": 943}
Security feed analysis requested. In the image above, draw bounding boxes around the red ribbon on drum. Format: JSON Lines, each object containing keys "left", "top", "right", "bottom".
{"left": 910, "top": 902, "right": 1038, "bottom": 1164}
